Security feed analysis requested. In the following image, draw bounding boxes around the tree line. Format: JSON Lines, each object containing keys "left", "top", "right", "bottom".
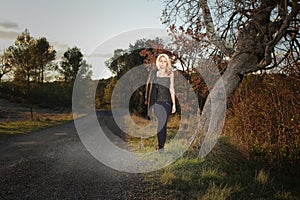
{"left": 0, "top": 29, "right": 93, "bottom": 111}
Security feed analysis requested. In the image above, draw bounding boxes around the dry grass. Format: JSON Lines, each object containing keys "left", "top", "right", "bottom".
{"left": 124, "top": 113, "right": 181, "bottom": 152}
{"left": 126, "top": 114, "right": 300, "bottom": 200}
{"left": 0, "top": 98, "right": 80, "bottom": 139}
{"left": 0, "top": 112, "right": 76, "bottom": 139}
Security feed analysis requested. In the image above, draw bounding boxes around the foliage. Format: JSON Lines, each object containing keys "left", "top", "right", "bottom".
{"left": 0, "top": 81, "right": 25, "bottom": 103}
{"left": 3, "top": 29, "right": 57, "bottom": 119}
{"left": 7, "top": 29, "right": 56, "bottom": 87}
{"left": 138, "top": 37, "right": 170, "bottom": 71}
{"left": 32, "top": 37, "right": 56, "bottom": 83}
{"left": 7, "top": 29, "right": 36, "bottom": 93}
{"left": 0, "top": 81, "right": 72, "bottom": 108}
{"left": 0, "top": 49, "right": 13, "bottom": 82}
{"left": 105, "top": 38, "right": 163, "bottom": 77}
{"left": 224, "top": 73, "right": 300, "bottom": 169}
{"left": 104, "top": 38, "right": 166, "bottom": 115}
{"left": 95, "top": 78, "right": 111, "bottom": 109}
{"left": 29, "top": 82, "right": 72, "bottom": 108}
{"left": 102, "top": 77, "right": 117, "bottom": 109}
{"left": 58, "top": 46, "right": 83, "bottom": 83}
{"left": 0, "top": 29, "right": 94, "bottom": 111}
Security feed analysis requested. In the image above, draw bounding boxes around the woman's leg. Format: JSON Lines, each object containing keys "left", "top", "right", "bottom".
{"left": 154, "top": 102, "right": 171, "bottom": 149}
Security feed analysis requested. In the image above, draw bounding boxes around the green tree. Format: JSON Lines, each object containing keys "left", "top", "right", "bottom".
{"left": 7, "top": 29, "right": 57, "bottom": 97}
{"left": 8, "top": 29, "right": 36, "bottom": 95}
{"left": 59, "top": 46, "right": 83, "bottom": 83}
{"left": 103, "top": 77, "right": 117, "bottom": 109}
{"left": 58, "top": 47, "right": 94, "bottom": 109}
{"left": 33, "top": 37, "right": 56, "bottom": 83}
{"left": 105, "top": 49, "right": 125, "bottom": 76}
{"left": 74, "top": 60, "right": 94, "bottom": 110}
{"left": 105, "top": 38, "right": 164, "bottom": 77}
{"left": 104, "top": 38, "right": 165, "bottom": 114}
{"left": 78, "top": 60, "right": 93, "bottom": 80}
{"left": 95, "top": 78, "right": 111, "bottom": 109}
{"left": 7, "top": 29, "right": 38, "bottom": 119}
{"left": 0, "top": 49, "right": 13, "bottom": 82}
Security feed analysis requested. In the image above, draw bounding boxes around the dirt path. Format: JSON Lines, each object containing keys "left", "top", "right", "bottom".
{"left": 0, "top": 112, "right": 151, "bottom": 199}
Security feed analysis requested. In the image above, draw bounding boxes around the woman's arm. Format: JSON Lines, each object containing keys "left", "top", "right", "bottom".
{"left": 145, "top": 71, "right": 151, "bottom": 105}
{"left": 169, "top": 71, "right": 176, "bottom": 113}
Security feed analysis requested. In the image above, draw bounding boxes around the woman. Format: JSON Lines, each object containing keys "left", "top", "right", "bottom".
{"left": 145, "top": 54, "right": 176, "bottom": 150}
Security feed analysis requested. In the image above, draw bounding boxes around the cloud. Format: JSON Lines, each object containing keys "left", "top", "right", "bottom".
{"left": 0, "top": 30, "right": 18, "bottom": 40}
{"left": 88, "top": 52, "right": 112, "bottom": 58}
{"left": 51, "top": 41, "right": 69, "bottom": 51}
{"left": 48, "top": 41, "right": 68, "bottom": 58}
{"left": 0, "top": 21, "right": 19, "bottom": 29}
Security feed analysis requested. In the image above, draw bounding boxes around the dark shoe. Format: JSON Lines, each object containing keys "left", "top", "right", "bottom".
{"left": 156, "top": 146, "right": 164, "bottom": 151}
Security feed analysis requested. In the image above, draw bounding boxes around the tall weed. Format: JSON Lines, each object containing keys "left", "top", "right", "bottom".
{"left": 224, "top": 74, "right": 300, "bottom": 169}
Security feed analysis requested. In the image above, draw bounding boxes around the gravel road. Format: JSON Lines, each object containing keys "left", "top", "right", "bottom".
{"left": 0, "top": 111, "right": 151, "bottom": 200}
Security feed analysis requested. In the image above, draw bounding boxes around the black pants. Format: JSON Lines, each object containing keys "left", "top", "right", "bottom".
{"left": 153, "top": 102, "right": 171, "bottom": 149}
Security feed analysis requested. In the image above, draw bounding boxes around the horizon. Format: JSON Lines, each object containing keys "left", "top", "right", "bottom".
{"left": 0, "top": 0, "right": 166, "bottom": 79}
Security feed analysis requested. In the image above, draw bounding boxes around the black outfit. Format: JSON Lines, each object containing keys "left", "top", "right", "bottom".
{"left": 146, "top": 70, "right": 172, "bottom": 149}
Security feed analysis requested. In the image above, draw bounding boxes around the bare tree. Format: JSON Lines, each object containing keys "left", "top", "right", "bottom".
{"left": 162, "top": 0, "right": 300, "bottom": 156}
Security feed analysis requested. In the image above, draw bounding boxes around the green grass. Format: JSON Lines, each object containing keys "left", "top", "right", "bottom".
{"left": 125, "top": 115, "right": 300, "bottom": 200}
{"left": 0, "top": 113, "right": 75, "bottom": 139}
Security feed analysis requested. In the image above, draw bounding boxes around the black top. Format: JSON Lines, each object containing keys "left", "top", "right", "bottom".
{"left": 156, "top": 77, "right": 171, "bottom": 102}
{"left": 146, "top": 70, "right": 172, "bottom": 118}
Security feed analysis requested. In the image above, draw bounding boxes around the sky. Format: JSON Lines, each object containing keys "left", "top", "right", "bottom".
{"left": 0, "top": 0, "right": 169, "bottom": 79}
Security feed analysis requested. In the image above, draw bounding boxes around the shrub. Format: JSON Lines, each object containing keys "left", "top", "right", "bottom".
{"left": 224, "top": 73, "right": 300, "bottom": 169}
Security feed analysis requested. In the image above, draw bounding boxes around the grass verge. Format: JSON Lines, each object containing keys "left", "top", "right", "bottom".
{"left": 125, "top": 114, "right": 300, "bottom": 200}
{"left": 0, "top": 112, "right": 77, "bottom": 140}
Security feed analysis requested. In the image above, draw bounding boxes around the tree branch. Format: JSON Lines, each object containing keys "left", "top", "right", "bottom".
{"left": 199, "top": 0, "right": 234, "bottom": 57}
{"left": 259, "top": 0, "right": 300, "bottom": 67}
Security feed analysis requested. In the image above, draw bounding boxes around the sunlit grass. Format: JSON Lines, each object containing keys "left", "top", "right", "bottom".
{"left": 255, "top": 169, "right": 270, "bottom": 185}
{"left": 200, "top": 182, "right": 235, "bottom": 200}
{"left": 125, "top": 114, "right": 300, "bottom": 200}
{"left": 124, "top": 114, "right": 180, "bottom": 153}
{"left": 0, "top": 112, "right": 79, "bottom": 139}
{"left": 160, "top": 171, "right": 177, "bottom": 185}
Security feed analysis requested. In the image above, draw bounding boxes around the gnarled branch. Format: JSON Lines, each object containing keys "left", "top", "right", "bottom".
{"left": 198, "top": 0, "right": 235, "bottom": 57}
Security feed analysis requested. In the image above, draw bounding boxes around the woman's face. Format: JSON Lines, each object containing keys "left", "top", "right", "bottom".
{"left": 159, "top": 56, "right": 168, "bottom": 69}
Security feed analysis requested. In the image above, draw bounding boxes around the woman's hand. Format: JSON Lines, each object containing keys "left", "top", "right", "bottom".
{"left": 172, "top": 104, "right": 176, "bottom": 114}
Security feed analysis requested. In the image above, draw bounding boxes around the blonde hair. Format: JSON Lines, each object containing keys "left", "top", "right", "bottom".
{"left": 156, "top": 54, "right": 172, "bottom": 75}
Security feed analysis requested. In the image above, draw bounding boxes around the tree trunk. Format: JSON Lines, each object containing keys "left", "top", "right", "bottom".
{"left": 197, "top": 53, "right": 259, "bottom": 158}
{"left": 27, "top": 74, "right": 33, "bottom": 121}
{"left": 41, "top": 63, "right": 44, "bottom": 83}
